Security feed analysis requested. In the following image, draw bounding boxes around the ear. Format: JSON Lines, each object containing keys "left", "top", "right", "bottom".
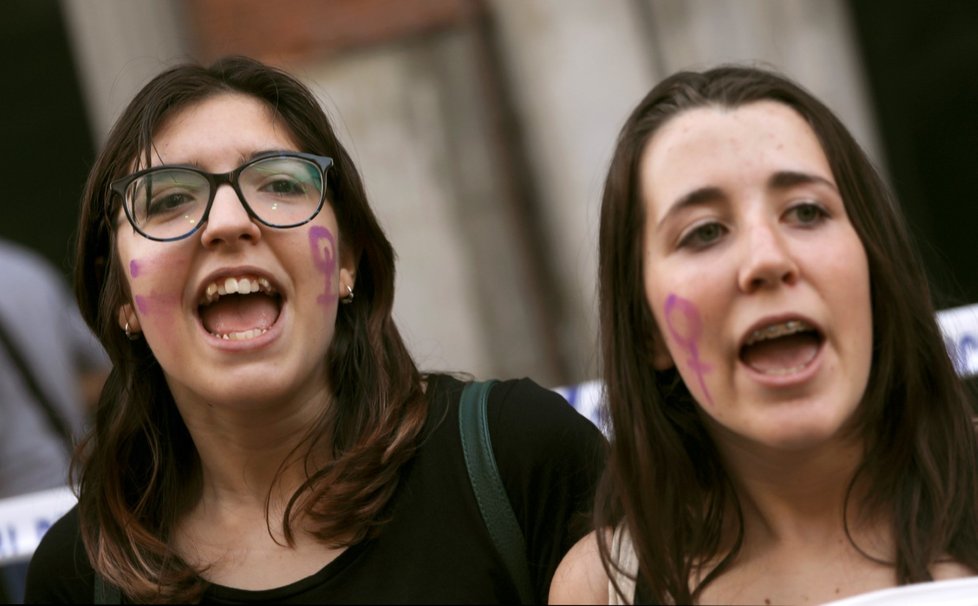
{"left": 339, "top": 251, "right": 357, "bottom": 302}
{"left": 338, "top": 240, "right": 358, "bottom": 298}
{"left": 339, "top": 269, "right": 356, "bottom": 299}
{"left": 117, "top": 303, "right": 141, "bottom": 333}
{"left": 649, "top": 322, "right": 675, "bottom": 370}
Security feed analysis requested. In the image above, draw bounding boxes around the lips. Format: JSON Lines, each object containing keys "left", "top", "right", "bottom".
{"left": 196, "top": 272, "right": 283, "bottom": 341}
{"left": 739, "top": 318, "right": 824, "bottom": 376}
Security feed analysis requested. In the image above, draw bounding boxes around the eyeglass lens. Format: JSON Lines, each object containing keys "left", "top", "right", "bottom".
{"left": 125, "top": 156, "right": 325, "bottom": 240}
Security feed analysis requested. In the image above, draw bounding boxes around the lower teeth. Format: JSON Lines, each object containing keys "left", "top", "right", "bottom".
{"left": 762, "top": 363, "right": 807, "bottom": 376}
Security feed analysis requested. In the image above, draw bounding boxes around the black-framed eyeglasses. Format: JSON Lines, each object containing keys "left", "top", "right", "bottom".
{"left": 111, "top": 152, "right": 334, "bottom": 242}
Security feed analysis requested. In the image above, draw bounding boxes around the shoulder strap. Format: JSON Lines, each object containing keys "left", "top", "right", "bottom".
{"left": 458, "top": 379, "right": 536, "bottom": 604}
{"left": 94, "top": 575, "right": 121, "bottom": 603}
{"left": 0, "top": 315, "right": 73, "bottom": 450}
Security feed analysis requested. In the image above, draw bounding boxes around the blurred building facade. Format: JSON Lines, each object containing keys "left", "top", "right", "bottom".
{"left": 5, "top": 0, "right": 974, "bottom": 387}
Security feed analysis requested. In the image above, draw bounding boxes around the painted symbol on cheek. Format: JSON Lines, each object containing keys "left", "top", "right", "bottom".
{"left": 133, "top": 293, "right": 180, "bottom": 316}
{"left": 130, "top": 257, "right": 182, "bottom": 316}
{"left": 131, "top": 261, "right": 146, "bottom": 313}
{"left": 134, "top": 295, "right": 149, "bottom": 315}
{"left": 308, "top": 226, "right": 337, "bottom": 306}
{"left": 664, "top": 293, "right": 714, "bottom": 406}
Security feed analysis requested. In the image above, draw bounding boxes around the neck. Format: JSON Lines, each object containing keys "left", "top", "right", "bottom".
{"left": 714, "top": 433, "right": 884, "bottom": 551}
{"left": 173, "top": 386, "right": 332, "bottom": 513}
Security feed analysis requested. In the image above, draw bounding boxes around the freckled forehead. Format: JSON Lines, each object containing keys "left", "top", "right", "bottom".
{"left": 146, "top": 93, "right": 301, "bottom": 169}
{"left": 639, "top": 101, "right": 834, "bottom": 220}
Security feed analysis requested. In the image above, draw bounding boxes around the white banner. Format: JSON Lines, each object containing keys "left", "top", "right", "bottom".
{"left": 0, "top": 485, "right": 76, "bottom": 565}
{"left": 936, "top": 304, "right": 978, "bottom": 377}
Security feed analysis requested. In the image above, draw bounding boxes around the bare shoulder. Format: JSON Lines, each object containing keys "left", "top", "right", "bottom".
{"left": 932, "top": 558, "right": 978, "bottom": 580}
{"left": 549, "top": 531, "right": 610, "bottom": 605}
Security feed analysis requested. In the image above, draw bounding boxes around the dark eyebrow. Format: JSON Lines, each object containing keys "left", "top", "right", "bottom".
{"left": 246, "top": 149, "right": 297, "bottom": 161}
{"left": 656, "top": 186, "right": 726, "bottom": 229}
{"left": 768, "top": 170, "right": 837, "bottom": 192}
{"left": 172, "top": 150, "right": 299, "bottom": 170}
{"left": 141, "top": 149, "right": 296, "bottom": 170}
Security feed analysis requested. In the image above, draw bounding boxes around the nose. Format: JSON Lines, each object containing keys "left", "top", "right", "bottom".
{"left": 736, "top": 220, "right": 798, "bottom": 293}
{"left": 199, "top": 184, "right": 262, "bottom": 248}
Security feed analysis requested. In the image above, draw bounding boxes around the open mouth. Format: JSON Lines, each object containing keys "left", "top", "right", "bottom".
{"left": 739, "top": 319, "right": 824, "bottom": 376}
{"left": 197, "top": 275, "right": 283, "bottom": 341}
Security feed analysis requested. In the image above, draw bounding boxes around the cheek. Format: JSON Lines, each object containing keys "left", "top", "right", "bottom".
{"left": 835, "top": 241, "right": 874, "bottom": 376}
{"left": 127, "top": 253, "right": 187, "bottom": 320}
{"left": 817, "top": 232, "right": 872, "bottom": 333}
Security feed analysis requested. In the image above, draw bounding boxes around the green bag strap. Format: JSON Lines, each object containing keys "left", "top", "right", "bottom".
{"left": 94, "top": 574, "right": 121, "bottom": 603}
{"left": 459, "top": 379, "right": 536, "bottom": 604}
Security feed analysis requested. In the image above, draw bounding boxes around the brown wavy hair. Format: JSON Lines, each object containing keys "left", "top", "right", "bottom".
{"left": 594, "top": 65, "right": 978, "bottom": 603}
{"left": 72, "top": 56, "right": 426, "bottom": 602}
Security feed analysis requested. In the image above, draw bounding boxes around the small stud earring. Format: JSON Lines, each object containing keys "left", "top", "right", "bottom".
{"left": 341, "top": 284, "right": 355, "bottom": 304}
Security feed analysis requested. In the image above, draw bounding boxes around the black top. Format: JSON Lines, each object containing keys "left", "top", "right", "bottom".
{"left": 25, "top": 375, "right": 606, "bottom": 603}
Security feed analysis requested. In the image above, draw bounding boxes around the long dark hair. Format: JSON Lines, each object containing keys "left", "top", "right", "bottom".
{"left": 594, "top": 65, "right": 978, "bottom": 603}
{"left": 73, "top": 56, "right": 426, "bottom": 602}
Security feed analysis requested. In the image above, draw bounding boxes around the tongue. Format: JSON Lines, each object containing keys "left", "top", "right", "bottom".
{"left": 742, "top": 332, "right": 820, "bottom": 374}
{"left": 200, "top": 294, "right": 279, "bottom": 335}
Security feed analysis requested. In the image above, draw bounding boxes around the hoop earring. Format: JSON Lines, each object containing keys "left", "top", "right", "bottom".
{"left": 124, "top": 321, "right": 140, "bottom": 341}
{"left": 341, "top": 284, "right": 355, "bottom": 304}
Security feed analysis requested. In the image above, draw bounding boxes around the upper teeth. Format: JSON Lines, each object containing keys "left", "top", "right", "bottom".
{"left": 201, "top": 275, "right": 274, "bottom": 305}
{"left": 745, "top": 320, "right": 811, "bottom": 345}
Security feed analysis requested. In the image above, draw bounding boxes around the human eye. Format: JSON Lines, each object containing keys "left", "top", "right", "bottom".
{"left": 132, "top": 171, "right": 204, "bottom": 221}
{"left": 677, "top": 221, "right": 727, "bottom": 250}
{"left": 784, "top": 201, "right": 829, "bottom": 227}
{"left": 261, "top": 175, "right": 308, "bottom": 196}
{"left": 147, "top": 190, "right": 196, "bottom": 215}
{"left": 247, "top": 158, "right": 319, "bottom": 200}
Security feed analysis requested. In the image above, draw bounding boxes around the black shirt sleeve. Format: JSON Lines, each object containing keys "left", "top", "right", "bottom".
{"left": 486, "top": 378, "right": 607, "bottom": 603}
{"left": 24, "top": 505, "right": 95, "bottom": 603}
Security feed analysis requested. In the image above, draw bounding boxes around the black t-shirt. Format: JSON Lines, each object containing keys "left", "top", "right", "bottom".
{"left": 25, "top": 375, "right": 606, "bottom": 603}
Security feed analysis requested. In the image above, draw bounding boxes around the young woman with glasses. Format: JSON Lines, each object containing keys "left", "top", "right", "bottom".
{"left": 25, "top": 56, "right": 604, "bottom": 603}
{"left": 550, "top": 66, "right": 978, "bottom": 604}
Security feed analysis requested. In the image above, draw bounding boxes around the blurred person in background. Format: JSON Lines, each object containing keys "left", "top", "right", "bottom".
{"left": 0, "top": 237, "right": 109, "bottom": 603}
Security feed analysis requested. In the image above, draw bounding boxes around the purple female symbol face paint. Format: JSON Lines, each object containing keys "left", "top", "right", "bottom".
{"left": 128, "top": 257, "right": 179, "bottom": 315}
{"left": 664, "top": 293, "right": 714, "bottom": 406}
{"left": 130, "top": 261, "right": 146, "bottom": 312}
{"left": 134, "top": 294, "right": 150, "bottom": 314}
{"left": 308, "top": 226, "right": 337, "bottom": 306}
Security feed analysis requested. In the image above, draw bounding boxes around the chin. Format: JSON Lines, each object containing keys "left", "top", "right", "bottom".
{"left": 755, "top": 419, "right": 854, "bottom": 452}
